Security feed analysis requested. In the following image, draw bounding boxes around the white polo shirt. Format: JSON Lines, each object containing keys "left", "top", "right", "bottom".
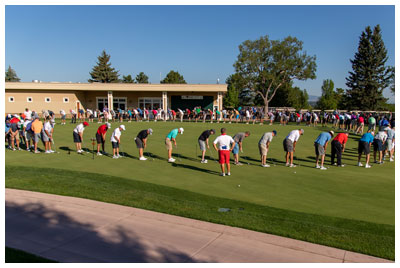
{"left": 286, "top": 130, "right": 301, "bottom": 143}
{"left": 24, "top": 111, "right": 32, "bottom": 120}
{"left": 213, "top": 134, "right": 234, "bottom": 151}
{"left": 73, "top": 123, "right": 85, "bottom": 134}
{"left": 111, "top": 128, "right": 122, "bottom": 143}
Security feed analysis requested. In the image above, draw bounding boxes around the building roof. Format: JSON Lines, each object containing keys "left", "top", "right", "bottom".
{"left": 5, "top": 82, "right": 227, "bottom": 92}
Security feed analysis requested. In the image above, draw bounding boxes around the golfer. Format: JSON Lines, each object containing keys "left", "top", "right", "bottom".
{"left": 111, "top": 125, "right": 126, "bottom": 159}
{"left": 96, "top": 122, "right": 111, "bottom": 156}
{"left": 283, "top": 129, "right": 304, "bottom": 167}
{"left": 232, "top": 131, "right": 251, "bottom": 165}
{"left": 314, "top": 131, "right": 334, "bottom": 170}
{"left": 373, "top": 129, "right": 387, "bottom": 164}
{"left": 135, "top": 128, "right": 153, "bottom": 160}
{"left": 165, "top": 127, "right": 184, "bottom": 163}
{"left": 258, "top": 130, "right": 277, "bottom": 167}
{"left": 213, "top": 128, "right": 235, "bottom": 176}
{"left": 330, "top": 132, "right": 349, "bottom": 167}
{"left": 31, "top": 116, "right": 43, "bottom": 154}
{"left": 385, "top": 127, "right": 395, "bottom": 162}
{"left": 73, "top": 121, "right": 89, "bottom": 154}
{"left": 357, "top": 131, "right": 374, "bottom": 168}
{"left": 42, "top": 116, "right": 54, "bottom": 153}
{"left": 198, "top": 129, "right": 216, "bottom": 163}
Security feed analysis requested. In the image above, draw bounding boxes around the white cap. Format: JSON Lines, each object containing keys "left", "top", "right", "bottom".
{"left": 179, "top": 127, "right": 184, "bottom": 134}
{"left": 120, "top": 125, "right": 126, "bottom": 131}
{"left": 106, "top": 123, "right": 111, "bottom": 128}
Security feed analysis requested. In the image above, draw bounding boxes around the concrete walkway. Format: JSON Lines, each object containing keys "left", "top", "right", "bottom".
{"left": 5, "top": 189, "right": 392, "bottom": 263}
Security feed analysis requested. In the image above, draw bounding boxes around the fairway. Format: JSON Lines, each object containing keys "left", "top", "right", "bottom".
{"left": 5, "top": 120, "right": 395, "bottom": 259}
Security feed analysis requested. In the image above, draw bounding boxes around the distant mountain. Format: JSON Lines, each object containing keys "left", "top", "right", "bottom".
{"left": 308, "top": 95, "right": 320, "bottom": 102}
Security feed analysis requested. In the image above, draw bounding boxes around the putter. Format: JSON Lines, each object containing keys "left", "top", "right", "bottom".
{"left": 51, "top": 138, "right": 60, "bottom": 154}
{"left": 209, "top": 148, "right": 218, "bottom": 163}
{"left": 176, "top": 145, "right": 181, "bottom": 162}
{"left": 119, "top": 142, "right": 124, "bottom": 157}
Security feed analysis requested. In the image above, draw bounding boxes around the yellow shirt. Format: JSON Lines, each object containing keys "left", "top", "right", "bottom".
{"left": 31, "top": 120, "right": 43, "bottom": 134}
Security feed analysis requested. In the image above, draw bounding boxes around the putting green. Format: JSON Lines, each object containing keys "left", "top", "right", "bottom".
{"left": 5, "top": 120, "right": 395, "bottom": 226}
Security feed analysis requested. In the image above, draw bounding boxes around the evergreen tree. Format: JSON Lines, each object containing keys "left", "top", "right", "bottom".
{"left": 122, "top": 75, "right": 134, "bottom": 83}
{"left": 160, "top": 70, "right": 186, "bottom": 84}
{"left": 88, "top": 50, "right": 120, "bottom": 83}
{"left": 135, "top": 72, "right": 149, "bottom": 83}
{"left": 345, "top": 25, "right": 393, "bottom": 110}
{"left": 5, "top": 65, "right": 20, "bottom": 82}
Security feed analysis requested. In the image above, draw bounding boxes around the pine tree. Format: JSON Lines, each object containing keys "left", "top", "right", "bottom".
{"left": 88, "top": 50, "right": 120, "bottom": 83}
{"left": 160, "top": 70, "right": 186, "bottom": 84}
{"left": 345, "top": 25, "right": 393, "bottom": 110}
{"left": 122, "top": 75, "right": 134, "bottom": 83}
{"left": 5, "top": 65, "right": 21, "bottom": 82}
{"left": 135, "top": 72, "right": 149, "bottom": 83}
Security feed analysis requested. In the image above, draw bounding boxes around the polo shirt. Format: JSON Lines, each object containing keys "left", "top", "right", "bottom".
{"left": 137, "top": 130, "right": 148, "bottom": 141}
{"left": 111, "top": 128, "right": 122, "bottom": 143}
{"left": 333, "top": 133, "right": 348, "bottom": 145}
{"left": 387, "top": 128, "right": 395, "bottom": 140}
{"left": 199, "top": 130, "right": 212, "bottom": 141}
{"left": 286, "top": 130, "right": 301, "bottom": 143}
{"left": 360, "top": 133, "right": 374, "bottom": 143}
{"left": 97, "top": 124, "right": 108, "bottom": 135}
{"left": 213, "top": 134, "right": 234, "bottom": 151}
{"left": 73, "top": 123, "right": 85, "bottom": 134}
{"left": 233, "top": 132, "right": 246, "bottom": 143}
{"left": 166, "top": 129, "right": 179, "bottom": 139}
{"left": 315, "top": 132, "right": 332, "bottom": 146}
{"left": 31, "top": 120, "right": 43, "bottom": 134}
{"left": 374, "top": 131, "right": 387, "bottom": 142}
{"left": 259, "top": 132, "right": 273, "bottom": 145}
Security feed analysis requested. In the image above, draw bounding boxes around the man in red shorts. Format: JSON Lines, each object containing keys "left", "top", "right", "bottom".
{"left": 213, "top": 128, "right": 236, "bottom": 177}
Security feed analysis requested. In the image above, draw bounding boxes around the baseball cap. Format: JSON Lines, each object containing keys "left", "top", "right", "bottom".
{"left": 120, "top": 125, "right": 126, "bottom": 131}
{"left": 272, "top": 130, "right": 277, "bottom": 136}
{"left": 179, "top": 127, "right": 184, "bottom": 134}
{"left": 329, "top": 131, "right": 334, "bottom": 136}
{"left": 106, "top": 123, "right": 111, "bottom": 128}
{"left": 83, "top": 122, "right": 89, "bottom": 126}
{"left": 148, "top": 128, "right": 153, "bottom": 135}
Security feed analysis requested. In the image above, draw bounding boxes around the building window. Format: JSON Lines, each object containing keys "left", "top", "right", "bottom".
{"left": 45, "top": 97, "right": 51, "bottom": 103}
{"left": 139, "top": 98, "right": 162, "bottom": 110}
{"left": 113, "top": 97, "right": 127, "bottom": 111}
{"left": 27, "top": 97, "right": 33, "bottom": 103}
{"left": 63, "top": 97, "right": 69, "bottom": 103}
{"left": 8, "top": 97, "right": 14, "bottom": 102}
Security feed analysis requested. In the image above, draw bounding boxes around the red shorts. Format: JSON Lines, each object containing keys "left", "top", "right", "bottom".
{"left": 218, "top": 150, "right": 230, "bottom": 164}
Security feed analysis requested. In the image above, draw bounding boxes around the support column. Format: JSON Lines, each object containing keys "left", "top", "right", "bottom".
{"left": 108, "top": 91, "right": 113, "bottom": 111}
{"left": 217, "top": 92, "right": 223, "bottom": 111}
{"left": 162, "top": 91, "right": 168, "bottom": 120}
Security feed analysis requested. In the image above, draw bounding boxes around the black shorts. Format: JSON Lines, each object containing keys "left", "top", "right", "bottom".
{"left": 358, "top": 141, "right": 370, "bottom": 155}
{"left": 135, "top": 138, "right": 144, "bottom": 149}
{"left": 73, "top": 132, "right": 81, "bottom": 143}
{"left": 96, "top": 133, "right": 104, "bottom": 144}
{"left": 373, "top": 139, "right": 383, "bottom": 151}
{"left": 112, "top": 141, "right": 119, "bottom": 148}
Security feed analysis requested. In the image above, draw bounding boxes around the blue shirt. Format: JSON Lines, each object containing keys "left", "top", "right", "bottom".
{"left": 166, "top": 129, "right": 179, "bottom": 139}
{"left": 380, "top": 119, "right": 389, "bottom": 126}
{"left": 314, "top": 132, "right": 332, "bottom": 146}
{"left": 360, "top": 133, "right": 374, "bottom": 143}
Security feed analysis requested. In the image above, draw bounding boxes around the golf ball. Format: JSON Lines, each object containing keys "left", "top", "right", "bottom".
{"left": 294, "top": 172, "right": 296, "bottom": 174}
{"left": 238, "top": 185, "right": 241, "bottom": 187}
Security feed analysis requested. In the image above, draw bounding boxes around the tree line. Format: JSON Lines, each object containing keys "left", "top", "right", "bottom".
{"left": 6, "top": 24, "right": 394, "bottom": 112}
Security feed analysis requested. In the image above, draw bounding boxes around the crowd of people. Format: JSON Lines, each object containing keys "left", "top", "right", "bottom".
{"left": 5, "top": 106, "right": 395, "bottom": 176}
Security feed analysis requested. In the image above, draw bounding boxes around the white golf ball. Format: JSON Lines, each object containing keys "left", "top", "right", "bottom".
{"left": 294, "top": 172, "right": 296, "bottom": 174}
{"left": 238, "top": 185, "right": 241, "bottom": 187}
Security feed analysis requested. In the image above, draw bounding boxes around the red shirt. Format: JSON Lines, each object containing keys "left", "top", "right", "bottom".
{"left": 333, "top": 133, "right": 348, "bottom": 145}
{"left": 358, "top": 116, "right": 364, "bottom": 123}
{"left": 97, "top": 124, "right": 108, "bottom": 135}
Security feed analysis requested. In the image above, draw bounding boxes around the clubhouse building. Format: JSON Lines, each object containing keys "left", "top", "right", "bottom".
{"left": 5, "top": 82, "right": 227, "bottom": 116}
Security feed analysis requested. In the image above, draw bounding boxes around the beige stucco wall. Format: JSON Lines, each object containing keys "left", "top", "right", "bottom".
{"left": 5, "top": 90, "right": 83, "bottom": 115}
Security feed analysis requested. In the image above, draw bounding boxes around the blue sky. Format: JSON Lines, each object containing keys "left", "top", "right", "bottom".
{"left": 5, "top": 5, "right": 395, "bottom": 101}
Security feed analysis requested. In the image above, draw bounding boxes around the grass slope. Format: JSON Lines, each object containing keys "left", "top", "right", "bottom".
{"left": 5, "top": 247, "right": 57, "bottom": 263}
{"left": 6, "top": 165, "right": 394, "bottom": 260}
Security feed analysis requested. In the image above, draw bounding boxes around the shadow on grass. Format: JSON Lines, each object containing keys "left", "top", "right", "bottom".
{"left": 170, "top": 162, "right": 220, "bottom": 175}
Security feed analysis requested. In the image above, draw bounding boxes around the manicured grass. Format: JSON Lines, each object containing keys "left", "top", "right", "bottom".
{"left": 5, "top": 247, "right": 57, "bottom": 263}
{"left": 5, "top": 120, "right": 395, "bottom": 259}
{"left": 5, "top": 165, "right": 394, "bottom": 260}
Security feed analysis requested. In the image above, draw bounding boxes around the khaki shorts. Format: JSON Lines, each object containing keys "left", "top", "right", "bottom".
{"left": 165, "top": 138, "right": 172, "bottom": 150}
{"left": 258, "top": 143, "right": 268, "bottom": 156}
